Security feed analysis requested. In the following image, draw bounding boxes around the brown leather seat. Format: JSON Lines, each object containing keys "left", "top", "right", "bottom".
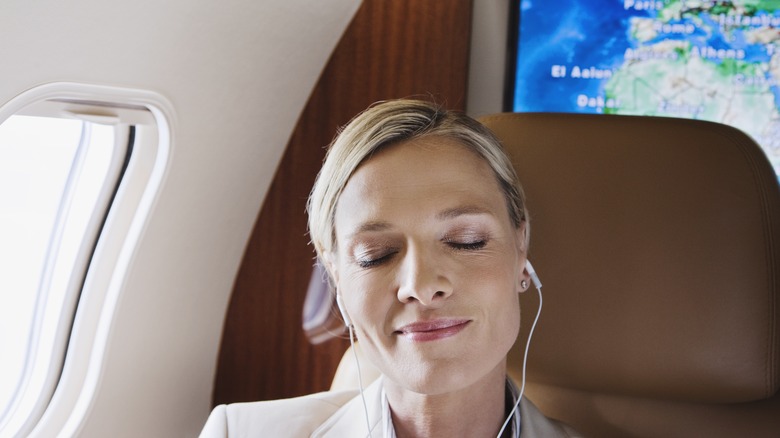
{"left": 479, "top": 113, "right": 780, "bottom": 437}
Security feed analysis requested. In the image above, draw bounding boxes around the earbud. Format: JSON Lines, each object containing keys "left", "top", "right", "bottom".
{"left": 499, "top": 258, "right": 544, "bottom": 437}
{"left": 336, "top": 292, "right": 351, "bottom": 327}
{"left": 525, "top": 259, "right": 542, "bottom": 289}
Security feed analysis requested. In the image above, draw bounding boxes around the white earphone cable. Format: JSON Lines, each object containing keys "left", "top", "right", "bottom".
{"left": 348, "top": 324, "right": 374, "bottom": 438}
{"left": 496, "top": 283, "right": 543, "bottom": 437}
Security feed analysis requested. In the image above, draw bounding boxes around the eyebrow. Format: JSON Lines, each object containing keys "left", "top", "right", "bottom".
{"left": 435, "top": 205, "right": 493, "bottom": 220}
{"left": 348, "top": 221, "right": 393, "bottom": 237}
{"left": 347, "top": 205, "right": 493, "bottom": 239}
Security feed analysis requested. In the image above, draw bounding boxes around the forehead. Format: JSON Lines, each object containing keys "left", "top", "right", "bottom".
{"left": 334, "top": 136, "right": 508, "bottom": 234}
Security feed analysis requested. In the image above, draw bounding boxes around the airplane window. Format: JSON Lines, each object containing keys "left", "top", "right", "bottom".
{"left": 0, "top": 112, "right": 126, "bottom": 431}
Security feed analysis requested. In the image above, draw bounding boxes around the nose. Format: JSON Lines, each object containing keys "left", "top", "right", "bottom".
{"left": 396, "top": 243, "right": 452, "bottom": 306}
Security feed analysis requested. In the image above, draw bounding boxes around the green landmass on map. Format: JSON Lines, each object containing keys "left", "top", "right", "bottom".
{"left": 604, "top": 0, "right": 780, "bottom": 166}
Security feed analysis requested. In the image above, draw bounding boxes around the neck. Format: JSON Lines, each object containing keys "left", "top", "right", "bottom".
{"left": 384, "top": 363, "right": 507, "bottom": 438}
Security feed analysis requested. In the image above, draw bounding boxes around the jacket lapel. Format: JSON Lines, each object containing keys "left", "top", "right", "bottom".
{"left": 312, "top": 377, "right": 384, "bottom": 437}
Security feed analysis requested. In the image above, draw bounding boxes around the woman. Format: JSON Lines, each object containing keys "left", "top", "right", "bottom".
{"left": 200, "top": 99, "right": 579, "bottom": 437}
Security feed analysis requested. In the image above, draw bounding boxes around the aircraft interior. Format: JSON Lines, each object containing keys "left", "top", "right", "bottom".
{"left": 0, "top": 0, "right": 778, "bottom": 437}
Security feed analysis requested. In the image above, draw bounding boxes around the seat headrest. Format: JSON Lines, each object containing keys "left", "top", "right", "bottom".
{"left": 480, "top": 113, "right": 780, "bottom": 403}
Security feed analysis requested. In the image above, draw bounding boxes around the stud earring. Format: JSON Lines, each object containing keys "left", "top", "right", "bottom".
{"left": 521, "top": 279, "right": 529, "bottom": 290}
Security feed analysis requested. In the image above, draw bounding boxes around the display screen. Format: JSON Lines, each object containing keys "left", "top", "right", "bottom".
{"left": 511, "top": 0, "right": 780, "bottom": 177}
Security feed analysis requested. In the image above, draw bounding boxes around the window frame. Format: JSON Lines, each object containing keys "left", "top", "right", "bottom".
{"left": 0, "top": 83, "right": 172, "bottom": 438}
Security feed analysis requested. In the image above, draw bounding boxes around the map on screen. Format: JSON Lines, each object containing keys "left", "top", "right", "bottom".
{"left": 513, "top": 0, "right": 780, "bottom": 177}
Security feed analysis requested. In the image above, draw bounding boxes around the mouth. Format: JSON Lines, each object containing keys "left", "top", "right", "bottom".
{"left": 394, "top": 318, "right": 471, "bottom": 342}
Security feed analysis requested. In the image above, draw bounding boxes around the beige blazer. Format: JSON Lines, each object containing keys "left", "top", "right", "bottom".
{"left": 199, "top": 378, "right": 580, "bottom": 437}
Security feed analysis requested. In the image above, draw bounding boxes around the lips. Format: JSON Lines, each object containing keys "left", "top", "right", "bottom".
{"left": 395, "top": 318, "right": 471, "bottom": 342}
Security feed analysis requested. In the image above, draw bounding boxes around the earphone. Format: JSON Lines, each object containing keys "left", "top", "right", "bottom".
{"left": 497, "top": 259, "right": 543, "bottom": 437}
{"left": 336, "top": 259, "right": 543, "bottom": 438}
{"left": 526, "top": 259, "right": 542, "bottom": 289}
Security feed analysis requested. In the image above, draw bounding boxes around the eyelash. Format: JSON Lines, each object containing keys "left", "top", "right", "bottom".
{"left": 447, "top": 240, "right": 487, "bottom": 251}
{"left": 356, "top": 253, "right": 393, "bottom": 269}
{"left": 355, "top": 238, "right": 487, "bottom": 268}
{"left": 357, "top": 254, "right": 390, "bottom": 269}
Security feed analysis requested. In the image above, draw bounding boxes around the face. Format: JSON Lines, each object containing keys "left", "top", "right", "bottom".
{"left": 328, "top": 136, "right": 528, "bottom": 395}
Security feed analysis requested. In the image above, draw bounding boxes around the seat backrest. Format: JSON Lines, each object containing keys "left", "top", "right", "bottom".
{"left": 479, "top": 113, "right": 780, "bottom": 437}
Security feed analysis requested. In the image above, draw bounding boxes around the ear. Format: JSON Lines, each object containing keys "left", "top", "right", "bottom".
{"left": 515, "top": 222, "right": 531, "bottom": 293}
{"left": 517, "top": 259, "right": 533, "bottom": 293}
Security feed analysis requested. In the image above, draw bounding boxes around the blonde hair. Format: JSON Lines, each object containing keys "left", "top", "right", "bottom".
{"left": 307, "top": 99, "right": 527, "bottom": 264}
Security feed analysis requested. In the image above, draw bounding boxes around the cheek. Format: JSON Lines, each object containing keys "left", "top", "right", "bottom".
{"left": 457, "top": 252, "right": 518, "bottom": 294}
{"left": 339, "top": 270, "right": 394, "bottom": 331}
{"left": 464, "top": 257, "right": 522, "bottom": 325}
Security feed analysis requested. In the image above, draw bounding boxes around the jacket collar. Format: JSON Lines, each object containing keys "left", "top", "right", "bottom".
{"left": 312, "top": 377, "right": 384, "bottom": 437}
{"left": 311, "top": 376, "right": 568, "bottom": 438}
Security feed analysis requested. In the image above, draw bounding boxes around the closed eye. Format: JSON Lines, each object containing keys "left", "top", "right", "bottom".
{"left": 356, "top": 252, "right": 395, "bottom": 268}
{"left": 447, "top": 240, "right": 487, "bottom": 251}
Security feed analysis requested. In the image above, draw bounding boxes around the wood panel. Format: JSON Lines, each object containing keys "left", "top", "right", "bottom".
{"left": 213, "top": 0, "right": 473, "bottom": 405}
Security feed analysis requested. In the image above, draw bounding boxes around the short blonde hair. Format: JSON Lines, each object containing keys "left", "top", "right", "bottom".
{"left": 307, "top": 99, "right": 527, "bottom": 263}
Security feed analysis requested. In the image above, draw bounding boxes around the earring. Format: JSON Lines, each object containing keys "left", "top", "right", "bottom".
{"left": 521, "top": 279, "right": 529, "bottom": 290}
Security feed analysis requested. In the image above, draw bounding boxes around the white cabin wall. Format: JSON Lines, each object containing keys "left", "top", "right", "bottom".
{"left": 0, "top": 1, "right": 361, "bottom": 436}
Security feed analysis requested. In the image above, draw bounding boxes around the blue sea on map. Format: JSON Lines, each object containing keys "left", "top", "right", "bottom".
{"left": 514, "top": 0, "right": 639, "bottom": 112}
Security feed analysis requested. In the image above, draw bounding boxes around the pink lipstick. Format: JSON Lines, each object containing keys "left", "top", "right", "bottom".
{"left": 395, "top": 319, "right": 470, "bottom": 342}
